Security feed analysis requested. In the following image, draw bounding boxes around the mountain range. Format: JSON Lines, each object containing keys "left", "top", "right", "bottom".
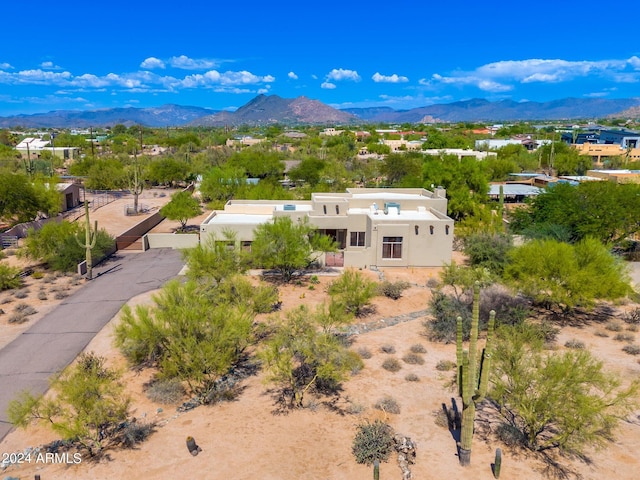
{"left": 1, "top": 95, "right": 639, "bottom": 129}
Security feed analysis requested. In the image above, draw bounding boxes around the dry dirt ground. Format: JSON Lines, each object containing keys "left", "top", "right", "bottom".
{"left": 1, "top": 198, "right": 640, "bottom": 479}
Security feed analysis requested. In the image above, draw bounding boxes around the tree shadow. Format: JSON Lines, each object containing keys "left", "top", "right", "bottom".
{"left": 441, "top": 398, "right": 461, "bottom": 444}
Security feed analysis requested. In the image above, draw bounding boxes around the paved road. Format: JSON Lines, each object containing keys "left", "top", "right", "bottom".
{"left": 0, "top": 248, "right": 184, "bottom": 442}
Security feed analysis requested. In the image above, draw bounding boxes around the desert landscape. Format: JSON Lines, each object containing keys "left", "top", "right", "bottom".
{"left": 0, "top": 191, "right": 639, "bottom": 480}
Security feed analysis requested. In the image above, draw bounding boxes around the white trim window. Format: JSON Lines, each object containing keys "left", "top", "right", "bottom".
{"left": 382, "top": 236, "right": 402, "bottom": 259}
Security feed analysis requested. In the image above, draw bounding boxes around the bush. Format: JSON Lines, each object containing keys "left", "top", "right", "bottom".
{"left": 409, "top": 343, "right": 427, "bottom": 354}
{"left": 623, "top": 308, "right": 640, "bottom": 325}
{"left": 405, "top": 373, "right": 420, "bottom": 382}
{"left": 380, "top": 344, "right": 396, "bottom": 354}
{"left": 37, "top": 291, "right": 47, "bottom": 301}
{"left": 495, "top": 423, "right": 528, "bottom": 447}
{"left": 14, "top": 289, "right": 29, "bottom": 299}
{"left": 373, "top": 395, "right": 401, "bottom": 414}
{"left": 564, "top": 339, "right": 585, "bottom": 349}
{"left": 378, "top": 280, "right": 410, "bottom": 300}
{"left": 605, "top": 321, "right": 624, "bottom": 332}
{"left": 0, "top": 264, "right": 22, "bottom": 291}
{"left": 381, "top": 357, "right": 402, "bottom": 372}
{"left": 119, "top": 422, "right": 155, "bottom": 449}
{"left": 435, "top": 359, "right": 456, "bottom": 371}
{"left": 613, "top": 333, "right": 635, "bottom": 343}
{"left": 352, "top": 420, "right": 394, "bottom": 466}
{"left": 479, "top": 284, "right": 530, "bottom": 327}
{"left": 622, "top": 344, "right": 640, "bottom": 356}
{"left": 594, "top": 330, "right": 609, "bottom": 338}
{"left": 31, "top": 271, "right": 44, "bottom": 279}
{"left": 357, "top": 347, "right": 372, "bottom": 359}
{"left": 327, "top": 269, "right": 378, "bottom": 317}
{"left": 145, "top": 378, "right": 186, "bottom": 405}
{"left": 425, "top": 290, "right": 471, "bottom": 343}
{"left": 402, "top": 352, "right": 425, "bottom": 365}
{"left": 8, "top": 312, "right": 26, "bottom": 324}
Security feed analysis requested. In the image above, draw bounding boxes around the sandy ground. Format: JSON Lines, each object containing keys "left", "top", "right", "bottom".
{"left": 0, "top": 264, "right": 639, "bottom": 480}
{"left": 1, "top": 196, "right": 640, "bottom": 479}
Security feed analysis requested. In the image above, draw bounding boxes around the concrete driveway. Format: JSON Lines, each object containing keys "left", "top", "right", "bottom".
{"left": 0, "top": 248, "right": 184, "bottom": 442}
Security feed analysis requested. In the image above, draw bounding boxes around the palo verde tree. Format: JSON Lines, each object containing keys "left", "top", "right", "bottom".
{"left": 250, "top": 216, "right": 336, "bottom": 282}
{"left": 504, "top": 237, "right": 632, "bottom": 313}
{"left": 8, "top": 352, "right": 130, "bottom": 456}
{"left": 159, "top": 190, "right": 202, "bottom": 231}
{"left": 491, "top": 322, "right": 639, "bottom": 455}
{"left": 183, "top": 230, "right": 248, "bottom": 285}
{"left": 259, "top": 304, "right": 362, "bottom": 408}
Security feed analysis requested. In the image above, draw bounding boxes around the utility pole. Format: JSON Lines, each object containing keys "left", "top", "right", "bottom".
{"left": 90, "top": 126, "right": 95, "bottom": 157}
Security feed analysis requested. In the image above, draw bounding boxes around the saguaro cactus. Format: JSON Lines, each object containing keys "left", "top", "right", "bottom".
{"left": 76, "top": 200, "right": 98, "bottom": 280}
{"left": 493, "top": 447, "right": 502, "bottom": 479}
{"left": 129, "top": 154, "right": 144, "bottom": 214}
{"left": 456, "top": 282, "right": 496, "bottom": 466}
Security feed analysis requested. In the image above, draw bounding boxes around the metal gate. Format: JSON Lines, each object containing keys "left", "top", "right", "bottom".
{"left": 325, "top": 252, "right": 344, "bottom": 267}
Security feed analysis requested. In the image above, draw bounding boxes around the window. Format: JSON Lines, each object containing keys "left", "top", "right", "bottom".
{"left": 241, "top": 241, "right": 252, "bottom": 252}
{"left": 382, "top": 236, "right": 402, "bottom": 259}
{"left": 350, "top": 231, "right": 365, "bottom": 247}
{"left": 323, "top": 205, "right": 327, "bottom": 214}
{"left": 335, "top": 205, "right": 340, "bottom": 214}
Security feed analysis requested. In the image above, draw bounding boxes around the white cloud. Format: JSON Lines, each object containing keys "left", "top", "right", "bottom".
{"left": 140, "top": 57, "right": 165, "bottom": 69}
{"left": 321, "top": 82, "right": 336, "bottom": 89}
{"left": 326, "top": 68, "right": 361, "bottom": 82}
{"left": 311, "top": 74, "right": 318, "bottom": 80}
{"left": 0, "top": 63, "right": 12, "bottom": 70}
{"left": 372, "top": 72, "right": 408, "bottom": 83}
{"left": 168, "top": 55, "right": 219, "bottom": 70}
{"left": 428, "top": 56, "right": 640, "bottom": 92}
{"left": 288, "top": 71, "right": 298, "bottom": 80}
{"left": 40, "top": 61, "right": 62, "bottom": 70}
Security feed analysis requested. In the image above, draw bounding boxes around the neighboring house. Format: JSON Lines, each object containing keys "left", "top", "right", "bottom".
{"left": 56, "top": 182, "right": 82, "bottom": 211}
{"left": 16, "top": 137, "right": 80, "bottom": 160}
{"left": 422, "top": 149, "right": 497, "bottom": 160}
{"left": 475, "top": 137, "right": 552, "bottom": 151}
{"left": 561, "top": 128, "right": 640, "bottom": 148}
{"left": 573, "top": 143, "right": 640, "bottom": 166}
{"left": 587, "top": 169, "right": 640, "bottom": 184}
{"left": 200, "top": 187, "right": 454, "bottom": 269}
{"left": 320, "top": 128, "right": 345, "bottom": 136}
{"left": 225, "top": 136, "right": 265, "bottom": 147}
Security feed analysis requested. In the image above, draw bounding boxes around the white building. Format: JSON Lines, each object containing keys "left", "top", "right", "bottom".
{"left": 201, "top": 188, "right": 454, "bottom": 269}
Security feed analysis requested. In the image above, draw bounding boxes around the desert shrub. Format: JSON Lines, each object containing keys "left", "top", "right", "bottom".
{"left": 402, "top": 352, "right": 425, "bottom": 365}
{"left": 495, "top": 423, "right": 528, "bottom": 447}
{"left": 380, "top": 344, "right": 396, "bottom": 354}
{"left": 327, "top": 269, "right": 378, "bottom": 317}
{"left": 479, "top": 284, "right": 530, "bottom": 327}
{"left": 613, "top": 333, "right": 635, "bottom": 343}
{"left": 381, "top": 357, "right": 401, "bottom": 372}
{"left": 43, "top": 274, "right": 56, "bottom": 284}
{"left": 594, "top": 330, "right": 609, "bottom": 338}
{"left": 623, "top": 307, "right": 640, "bottom": 325}
{"left": 8, "top": 312, "right": 26, "bottom": 324}
{"left": 433, "top": 408, "right": 450, "bottom": 429}
{"left": 622, "top": 344, "right": 640, "bottom": 355}
{"left": 537, "top": 321, "right": 560, "bottom": 343}
{"left": 405, "top": 373, "right": 419, "bottom": 382}
{"left": 409, "top": 343, "right": 427, "bottom": 354}
{"left": 8, "top": 352, "right": 130, "bottom": 456}
{"left": 605, "top": 321, "right": 624, "bottom": 332}
{"left": 145, "top": 378, "right": 186, "bottom": 405}
{"left": 435, "top": 359, "right": 456, "bottom": 371}
{"left": 13, "top": 289, "right": 29, "bottom": 299}
{"left": 21, "top": 220, "right": 115, "bottom": 272}
{"left": 564, "top": 339, "right": 585, "bottom": 349}
{"left": 31, "top": 271, "right": 44, "bottom": 279}
{"left": 426, "top": 277, "right": 440, "bottom": 289}
{"left": 118, "top": 422, "right": 155, "bottom": 449}
{"left": 463, "top": 232, "right": 513, "bottom": 275}
{"left": 309, "top": 275, "right": 320, "bottom": 285}
{"left": 54, "top": 291, "right": 69, "bottom": 300}
{"left": 37, "top": 291, "right": 47, "bottom": 301}
{"left": 627, "top": 324, "right": 639, "bottom": 332}
{"left": 373, "top": 395, "right": 401, "bottom": 414}
{"left": 0, "top": 264, "right": 22, "bottom": 291}
{"left": 352, "top": 420, "right": 394, "bottom": 466}
{"left": 425, "top": 290, "right": 471, "bottom": 343}
{"left": 346, "top": 401, "right": 365, "bottom": 415}
{"left": 1, "top": 296, "right": 12, "bottom": 304}
{"left": 13, "top": 302, "right": 30, "bottom": 312}
{"left": 378, "top": 280, "right": 410, "bottom": 300}
{"left": 357, "top": 347, "right": 372, "bottom": 359}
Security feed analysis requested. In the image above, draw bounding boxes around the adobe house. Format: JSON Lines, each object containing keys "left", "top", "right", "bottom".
{"left": 56, "top": 182, "right": 82, "bottom": 211}
{"left": 200, "top": 187, "right": 454, "bottom": 268}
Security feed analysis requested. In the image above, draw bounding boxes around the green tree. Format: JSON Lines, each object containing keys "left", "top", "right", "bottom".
{"left": 463, "top": 232, "right": 513, "bottom": 275}
{"left": 352, "top": 420, "right": 395, "bottom": 471}
{"left": 147, "top": 157, "right": 190, "bottom": 187}
{"left": 160, "top": 191, "right": 202, "bottom": 230}
{"left": 491, "top": 323, "right": 639, "bottom": 454}
{"left": 183, "top": 230, "right": 248, "bottom": 285}
{"left": 114, "top": 280, "right": 254, "bottom": 395}
{"left": 259, "top": 304, "right": 362, "bottom": 408}
{"left": 327, "top": 268, "right": 378, "bottom": 317}
{"left": 251, "top": 216, "right": 336, "bottom": 282}
{"left": 20, "top": 220, "right": 115, "bottom": 272}
{"left": 504, "top": 237, "right": 632, "bottom": 312}
{"left": 8, "top": 352, "right": 130, "bottom": 456}
{"left": 0, "top": 173, "right": 59, "bottom": 225}
{"left": 0, "top": 263, "right": 22, "bottom": 290}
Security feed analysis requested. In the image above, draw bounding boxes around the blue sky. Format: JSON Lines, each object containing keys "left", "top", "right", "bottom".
{"left": 1, "top": 0, "right": 639, "bottom": 117}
